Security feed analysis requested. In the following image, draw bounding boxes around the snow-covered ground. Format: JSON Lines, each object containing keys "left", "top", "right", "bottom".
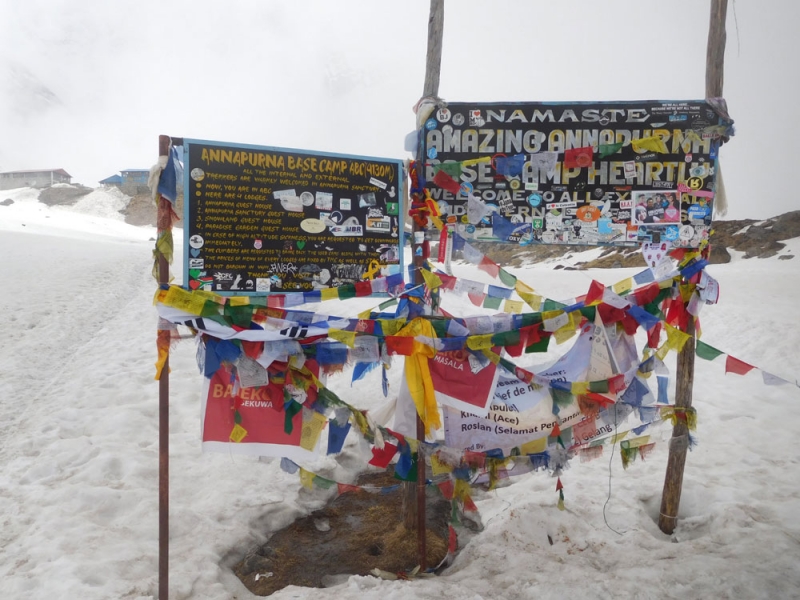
{"left": 1, "top": 187, "right": 799, "bottom": 600}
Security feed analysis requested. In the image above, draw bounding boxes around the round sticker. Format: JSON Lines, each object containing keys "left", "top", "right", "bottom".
{"left": 679, "top": 225, "right": 695, "bottom": 240}
{"left": 459, "top": 181, "right": 473, "bottom": 196}
{"left": 685, "top": 153, "right": 693, "bottom": 162}
{"left": 542, "top": 231, "right": 555, "bottom": 243}
{"left": 576, "top": 205, "right": 601, "bottom": 222}
{"left": 509, "top": 179, "right": 520, "bottom": 190}
{"left": 425, "top": 118, "right": 437, "bottom": 130}
{"left": 190, "top": 168, "right": 205, "bottom": 182}
{"left": 687, "top": 176, "right": 704, "bottom": 190}
{"left": 437, "top": 108, "right": 451, "bottom": 122}
{"left": 427, "top": 147, "right": 438, "bottom": 159}
{"left": 301, "top": 218, "right": 327, "bottom": 234}
{"left": 188, "top": 234, "right": 204, "bottom": 249}
{"left": 253, "top": 239, "right": 263, "bottom": 249}
{"left": 527, "top": 193, "right": 543, "bottom": 207}
{"left": 663, "top": 225, "right": 680, "bottom": 241}
{"left": 575, "top": 150, "right": 592, "bottom": 168}
{"left": 461, "top": 215, "right": 469, "bottom": 224}
{"left": 594, "top": 187, "right": 604, "bottom": 198}
{"left": 465, "top": 224, "right": 475, "bottom": 234}
{"left": 442, "top": 124, "right": 453, "bottom": 135}
{"left": 300, "top": 191, "right": 314, "bottom": 206}
{"left": 452, "top": 113, "right": 465, "bottom": 126}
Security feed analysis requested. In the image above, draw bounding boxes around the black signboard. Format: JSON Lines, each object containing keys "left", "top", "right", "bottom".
{"left": 182, "top": 139, "right": 404, "bottom": 293}
{"left": 420, "top": 100, "right": 733, "bottom": 248}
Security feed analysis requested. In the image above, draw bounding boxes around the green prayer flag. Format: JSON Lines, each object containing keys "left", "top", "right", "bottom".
{"left": 696, "top": 340, "right": 724, "bottom": 361}
{"left": 599, "top": 142, "right": 624, "bottom": 158}
{"left": 543, "top": 298, "right": 566, "bottom": 312}
{"left": 588, "top": 380, "right": 610, "bottom": 394}
{"left": 436, "top": 161, "right": 462, "bottom": 178}
{"left": 337, "top": 284, "right": 356, "bottom": 300}
{"left": 550, "top": 386, "right": 574, "bottom": 409}
{"left": 284, "top": 400, "right": 303, "bottom": 434}
{"left": 492, "top": 329, "right": 520, "bottom": 348}
{"left": 498, "top": 268, "right": 517, "bottom": 287}
{"left": 224, "top": 304, "right": 255, "bottom": 329}
{"left": 525, "top": 333, "right": 551, "bottom": 353}
{"left": 579, "top": 305, "right": 596, "bottom": 322}
{"left": 379, "top": 298, "right": 398, "bottom": 310}
{"left": 482, "top": 295, "right": 502, "bottom": 310}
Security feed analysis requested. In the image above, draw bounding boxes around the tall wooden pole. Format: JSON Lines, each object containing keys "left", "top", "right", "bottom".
{"left": 404, "top": 0, "right": 444, "bottom": 570}
{"left": 157, "top": 134, "right": 171, "bottom": 598}
{"left": 658, "top": 0, "right": 727, "bottom": 536}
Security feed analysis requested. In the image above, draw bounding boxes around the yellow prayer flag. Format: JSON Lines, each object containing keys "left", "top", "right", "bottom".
{"left": 621, "top": 435, "right": 651, "bottom": 449}
{"left": 229, "top": 424, "right": 248, "bottom": 443}
{"left": 541, "top": 310, "right": 563, "bottom": 322}
{"left": 430, "top": 454, "right": 453, "bottom": 476}
{"left": 357, "top": 307, "right": 373, "bottom": 320}
{"left": 299, "top": 468, "right": 315, "bottom": 490}
{"left": 665, "top": 324, "right": 691, "bottom": 352}
{"left": 461, "top": 156, "right": 492, "bottom": 167}
{"left": 631, "top": 135, "right": 669, "bottom": 154}
{"left": 300, "top": 411, "right": 328, "bottom": 451}
{"left": 554, "top": 324, "right": 576, "bottom": 345}
{"left": 163, "top": 286, "right": 207, "bottom": 315}
{"left": 612, "top": 278, "right": 633, "bottom": 295}
{"left": 328, "top": 329, "right": 356, "bottom": 348}
{"left": 520, "top": 437, "right": 547, "bottom": 455}
{"left": 467, "top": 334, "right": 494, "bottom": 351}
{"left": 515, "top": 280, "right": 536, "bottom": 296}
{"left": 421, "top": 269, "right": 443, "bottom": 290}
{"left": 228, "top": 296, "right": 250, "bottom": 306}
{"left": 321, "top": 287, "right": 339, "bottom": 301}
{"left": 610, "top": 431, "right": 629, "bottom": 445}
{"left": 378, "top": 319, "right": 405, "bottom": 336}
{"left": 571, "top": 381, "right": 589, "bottom": 395}
{"left": 481, "top": 348, "right": 501, "bottom": 365}
{"left": 503, "top": 299, "right": 524, "bottom": 314}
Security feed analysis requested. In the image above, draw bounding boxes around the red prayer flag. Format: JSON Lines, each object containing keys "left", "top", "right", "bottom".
{"left": 368, "top": 442, "right": 398, "bottom": 468}
{"left": 432, "top": 169, "right": 461, "bottom": 194}
{"left": 354, "top": 280, "right": 372, "bottom": 297}
{"left": 478, "top": 256, "right": 500, "bottom": 278}
{"left": 597, "top": 303, "right": 626, "bottom": 325}
{"left": 585, "top": 280, "right": 605, "bottom": 305}
{"left": 647, "top": 321, "right": 663, "bottom": 349}
{"left": 384, "top": 336, "right": 414, "bottom": 356}
{"left": 437, "top": 480, "right": 455, "bottom": 500}
{"left": 337, "top": 483, "right": 360, "bottom": 495}
{"left": 725, "top": 355, "right": 755, "bottom": 376}
{"left": 241, "top": 340, "right": 263, "bottom": 360}
{"left": 555, "top": 477, "right": 564, "bottom": 491}
{"left": 468, "top": 292, "right": 486, "bottom": 306}
{"left": 438, "top": 272, "right": 457, "bottom": 290}
{"left": 564, "top": 146, "right": 594, "bottom": 169}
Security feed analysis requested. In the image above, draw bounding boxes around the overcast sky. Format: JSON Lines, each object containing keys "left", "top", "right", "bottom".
{"left": 1, "top": 0, "right": 797, "bottom": 220}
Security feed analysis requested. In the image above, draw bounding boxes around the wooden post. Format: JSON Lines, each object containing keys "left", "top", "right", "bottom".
{"left": 402, "top": 0, "right": 445, "bottom": 570}
{"left": 157, "top": 134, "right": 171, "bottom": 599}
{"left": 658, "top": 0, "right": 727, "bottom": 536}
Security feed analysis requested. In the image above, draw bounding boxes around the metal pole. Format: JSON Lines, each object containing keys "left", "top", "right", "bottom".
{"left": 658, "top": 0, "right": 727, "bottom": 535}
{"left": 157, "top": 134, "right": 171, "bottom": 599}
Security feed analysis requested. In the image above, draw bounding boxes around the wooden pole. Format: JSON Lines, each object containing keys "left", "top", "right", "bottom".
{"left": 157, "top": 134, "right": 171, "bottom": 599}
{"left": 658, "top": 0, "right": 727, "bottom": 536}
{"left": 403, "top": 0, "right": 445, "bottom": 570}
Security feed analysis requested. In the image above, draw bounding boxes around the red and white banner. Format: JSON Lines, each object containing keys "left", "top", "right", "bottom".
{"left": 428, "top": 347, "right": 501, "bottom": 416}
{"left": 201, "top": 364, "right": 317, "bottom": 461}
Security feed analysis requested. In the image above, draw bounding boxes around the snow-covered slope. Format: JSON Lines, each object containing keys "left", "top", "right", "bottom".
{"left": 0, "top": 192, "right": 798, "bottom": 599}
